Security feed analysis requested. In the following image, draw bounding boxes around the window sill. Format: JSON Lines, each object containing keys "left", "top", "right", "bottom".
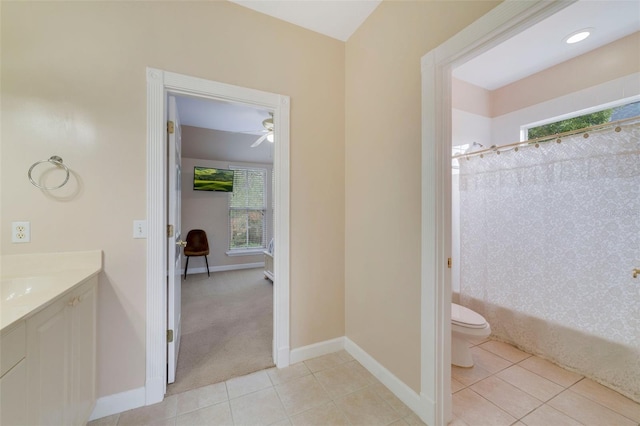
{"left": 226, "top": 249, "right": 265, "bottom": 257}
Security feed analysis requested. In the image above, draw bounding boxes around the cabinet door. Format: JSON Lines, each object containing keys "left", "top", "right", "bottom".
{"left": 0, "top": 360, "right": 27, "bottom": 425}
{"left": 27, "top": 297, "right": 70, "bottom": 426}
{"left": 69, "top": 279, "right": 97, "bottom": 425}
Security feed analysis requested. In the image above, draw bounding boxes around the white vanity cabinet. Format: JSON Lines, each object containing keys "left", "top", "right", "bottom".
{"left": 1, "top": 250, "right": 101, "bottom": 425}
{"left": 0, "top": 323, "right": 28, "bottom": 425}
{"left": 26, "top": 276, "right": 97, "bottom": 426}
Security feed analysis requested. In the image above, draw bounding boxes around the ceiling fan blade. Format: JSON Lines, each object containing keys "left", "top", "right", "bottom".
{"left": 238, "top": 129, "right": 267, "bottom": 135}
{"left": 251, "top": 133, "right": 269, "bottom": 147}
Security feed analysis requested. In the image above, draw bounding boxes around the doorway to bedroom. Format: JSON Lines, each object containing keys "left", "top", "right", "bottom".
{"left": 167, "top": 95, "right": 276, "bottom": 395}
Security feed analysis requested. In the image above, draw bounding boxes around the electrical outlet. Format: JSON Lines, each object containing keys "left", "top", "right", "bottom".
{"left": 133, "top": 220, "right": 147, "bottom": 239}
{"left": 12, "top": 221, "right": 30, "bottom": 243}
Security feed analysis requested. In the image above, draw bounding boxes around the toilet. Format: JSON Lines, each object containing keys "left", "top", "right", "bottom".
{"left": 451, "top": 303, "right": 491, "bottom": 367}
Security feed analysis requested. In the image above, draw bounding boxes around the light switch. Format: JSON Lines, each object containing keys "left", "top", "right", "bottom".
{"left": 133, "top": 220, "right": 147, "bottom": 239}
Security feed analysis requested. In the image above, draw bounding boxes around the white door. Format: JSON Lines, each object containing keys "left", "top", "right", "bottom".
{"left": 167, "top": 96, "right": 183, "bottom": 384}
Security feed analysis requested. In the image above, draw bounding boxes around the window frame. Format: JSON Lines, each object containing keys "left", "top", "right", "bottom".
{"left": 520, "top": 97, "right": 640, "bottom": 142}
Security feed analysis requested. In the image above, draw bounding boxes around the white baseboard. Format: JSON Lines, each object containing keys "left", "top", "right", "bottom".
{"left": 91, "top": 336, "right": 432, "bottom": 424}
{"left": 344, "top": 337, "right": 433, "bottom": 425}
{"left": 289, "top": 337, "right": 345, "bottom": 364}
{"left": 182, "top": 262, "right": 264, "bottom": 276}
{"left": 276, "top": 345, "right": 291, "bottom": 368}
{"left": 89, "top": 386, "right": 146, "bottom": 421}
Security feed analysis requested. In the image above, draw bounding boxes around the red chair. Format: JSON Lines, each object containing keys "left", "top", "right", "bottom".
{"left": 183, "top": 229, "right": 210, "bottom": 279}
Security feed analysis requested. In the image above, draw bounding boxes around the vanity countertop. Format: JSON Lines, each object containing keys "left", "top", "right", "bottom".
{"left": 1, "top": 250, "right": 102, "bottom": 331}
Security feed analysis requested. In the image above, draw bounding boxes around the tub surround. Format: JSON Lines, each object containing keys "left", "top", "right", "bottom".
{"left": 1, "top": 250, "right": 102, "bottom": 331}
{"left": 460, "top": 294, "right": 640, "bottom": 404}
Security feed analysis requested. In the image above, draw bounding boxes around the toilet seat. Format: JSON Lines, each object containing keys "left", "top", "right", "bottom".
{"left": 452, "top": 303, "right": 487, "bottom": 329}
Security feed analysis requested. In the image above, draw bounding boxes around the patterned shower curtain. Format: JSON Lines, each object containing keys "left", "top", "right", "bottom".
{"left": 458, "top": 119, "right": 640, "bottom": 401}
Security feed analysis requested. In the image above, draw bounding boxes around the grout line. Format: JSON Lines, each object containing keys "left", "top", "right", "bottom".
{"left": 563, "top": 383, "right": 640, "bottom": 425}
{"left": 544, "top": 389, "right": 590, "bottom": 426}
{"left": 465, "top": 387, "right": 518, "bottom": 423}
{"left": 224, "top": 380, "right": 236, "bottom": 426}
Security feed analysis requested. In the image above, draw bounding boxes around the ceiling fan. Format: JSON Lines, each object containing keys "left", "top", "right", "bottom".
{"left": 250, "top": 114, "right": 274, "bottom": 148}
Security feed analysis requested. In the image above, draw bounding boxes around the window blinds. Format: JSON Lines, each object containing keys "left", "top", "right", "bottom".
{"left": 229, "top": 167, "right": 266, "bottom": 249}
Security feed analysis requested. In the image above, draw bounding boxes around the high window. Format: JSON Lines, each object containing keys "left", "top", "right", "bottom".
{"left": 524, "top": 100, "right": 640, "bottom": 140}
{"left": 229, "top": 167, "right": 267, "bottom": 251}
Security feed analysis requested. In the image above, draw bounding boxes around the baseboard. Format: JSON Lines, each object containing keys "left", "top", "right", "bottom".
{"left": 344, "top": 337, "right": 433, "bottom": 425}
{"left": 289, "top": 336, "right": 345, "bottom": 364}
{"left": 90, "top": 337, "right": 433, "bottom": 424}
{"left": 420, "top": 391, "right": 436, "bottom": 426}
{"left": 276, "top": 345, "right": 291, "bottom": 368}
{"left": 182, "top": 262, "right": 264, "bottom": 276}
{"left": 89, "top": 386, "right": 146, "bottom": 421}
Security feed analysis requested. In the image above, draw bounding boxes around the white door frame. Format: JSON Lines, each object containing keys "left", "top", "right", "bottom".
{"left": 145, "top": 68, "right": 291, "bottom": 404}
{"left": 420, "top": 1, "right": 575, "bottom": 424}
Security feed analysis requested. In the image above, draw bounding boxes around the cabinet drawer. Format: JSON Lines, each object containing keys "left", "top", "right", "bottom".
{"left": 1, "top": 322, "right": 26, "bottom": 377}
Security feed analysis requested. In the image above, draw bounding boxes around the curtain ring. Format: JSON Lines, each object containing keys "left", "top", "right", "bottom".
{"left": 28, "top": 156, "right": 70, "bottom": 190}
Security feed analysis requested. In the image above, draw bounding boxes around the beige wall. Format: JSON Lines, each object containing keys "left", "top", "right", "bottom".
{"left": 452, "top": 78, "right": 492, "bottom": 117}
{"left": 345, "top": 0, "right": 500, "bottom": 392}
{"left": 1, "top": 1, "right": 345, "bottom": 398}
{"left": 181, "top": 157, "right": 272, "bottom": 270}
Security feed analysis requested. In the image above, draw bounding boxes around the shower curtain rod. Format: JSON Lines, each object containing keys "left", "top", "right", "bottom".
{"left": 452, "top": 115, "right": 640, "bottom": 160}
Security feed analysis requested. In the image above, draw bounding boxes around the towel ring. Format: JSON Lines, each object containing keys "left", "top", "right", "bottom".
{"left": 28, "top": 156, "right": 70, "bottom": 190}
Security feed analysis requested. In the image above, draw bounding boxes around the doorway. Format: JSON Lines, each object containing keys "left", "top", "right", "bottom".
{"left": 420, "top": 1, "right": 575, "bottom": 424}
{"left": 145, "top": 69, "right": 291, "bottom": 404}
{"left": 168, "top": 95, "right": 276, "bottom": 394}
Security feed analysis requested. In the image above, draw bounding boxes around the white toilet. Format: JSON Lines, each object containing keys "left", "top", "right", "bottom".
{"left": 451, "top": 303, "right": 491, "bottom": 367}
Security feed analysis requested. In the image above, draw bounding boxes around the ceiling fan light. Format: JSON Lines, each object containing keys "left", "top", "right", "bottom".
{"left": 263, "top": 117, "right": 274, "bottom": 131}
{"left": 267, "top": 133, "right": 274, "bottom": 143}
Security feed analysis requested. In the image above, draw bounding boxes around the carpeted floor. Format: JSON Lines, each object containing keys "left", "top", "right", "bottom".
{"left": 166, "top": 268, "right": 274, "bottom": 396}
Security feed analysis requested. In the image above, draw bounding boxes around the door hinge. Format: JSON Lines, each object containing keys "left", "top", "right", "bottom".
{"left": 167, "top": 121, "right": 175, "bottom": 134}
{"left": 167, "top": 224, "right": 174, "bottom": 238}
{"left": 167, "top": 329, "right": 174, "bottom": 343}
{"left": 447, "top": 258, "right": 452, "bottom": 269}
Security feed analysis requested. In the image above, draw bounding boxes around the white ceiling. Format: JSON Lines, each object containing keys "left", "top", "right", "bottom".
{"left": 176, "top": 96, "right": 274, "bottom": 163}
{"left": 228, "top": 0, "right": 382, "bottom": 41}
{"left": 178, "top": 0, "right": 640, "bottom": 163}
{"left": 454, "top": 1, "right": 640, "bottom": 90}
{"left": 176, "top": 96, "right": 271, "bottom": 134}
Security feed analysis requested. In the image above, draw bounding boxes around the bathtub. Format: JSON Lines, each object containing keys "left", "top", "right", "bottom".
{"left": 457, "top": 293, "right": 640, "bottom": 403}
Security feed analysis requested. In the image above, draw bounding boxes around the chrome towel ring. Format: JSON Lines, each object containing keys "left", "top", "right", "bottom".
{"left": 28, "top": 156, "right": 70, "bottom": 190}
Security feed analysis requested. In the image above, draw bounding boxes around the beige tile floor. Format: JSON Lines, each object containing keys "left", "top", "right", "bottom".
{"left": 88, "top": 350, "right": 425, "bottom": 426}
{"left": 451, "top": 339, "right": 640, "bottom": 426}
{"left": 90, "top": 340, "right": 640, "bottom": 426}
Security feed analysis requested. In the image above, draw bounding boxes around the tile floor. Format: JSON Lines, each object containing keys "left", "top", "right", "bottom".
{"left": 88, "top": 350, "right": 424, "bottom": 426}
{"left": 451, "top": 339, "right": 640, "bottom": 426}
{"left": 90, "top": 340, "right": 640, "bottom": 426}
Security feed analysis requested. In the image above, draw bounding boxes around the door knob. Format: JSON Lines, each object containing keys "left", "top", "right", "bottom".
{"left": 633, "top": 268, "right": 640, "bottom": 279}
{"left": 176, "top": 240, "right": 187, "bottom": 247}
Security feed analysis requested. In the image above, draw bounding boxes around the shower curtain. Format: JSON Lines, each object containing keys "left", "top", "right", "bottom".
{"left": 458, "top": 119, "right": 640, "bottom": 401}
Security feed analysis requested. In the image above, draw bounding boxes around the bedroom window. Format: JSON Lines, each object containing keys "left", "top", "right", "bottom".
{"left": 228, "top": 166, "right": 267, "bottom": 252}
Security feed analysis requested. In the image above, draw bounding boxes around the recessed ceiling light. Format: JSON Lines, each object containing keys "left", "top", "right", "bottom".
{"left": 564, "top": 28, "right": 593, "bottom": 44}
